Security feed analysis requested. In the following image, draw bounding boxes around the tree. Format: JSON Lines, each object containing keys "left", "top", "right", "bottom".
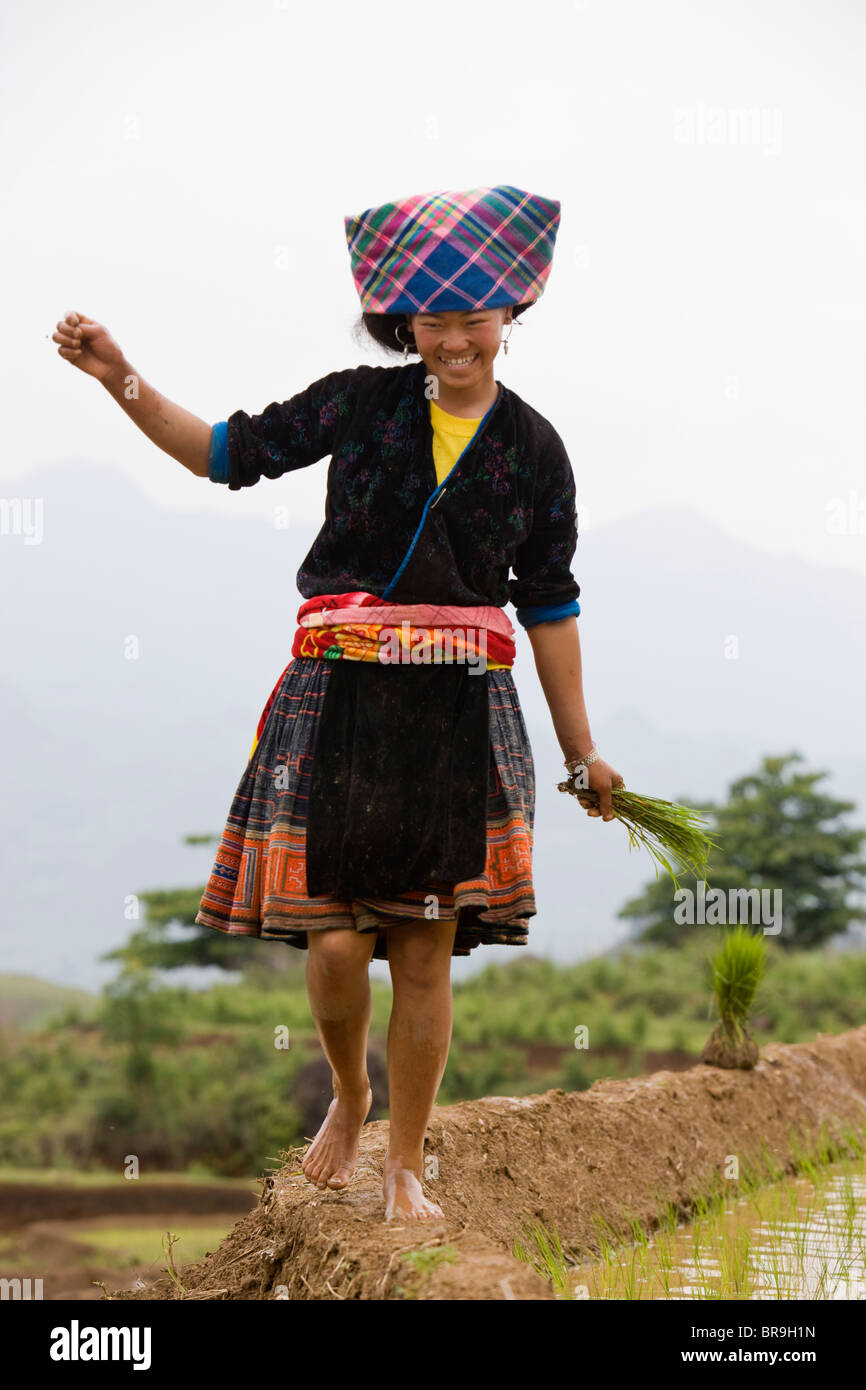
{"left": 619, "top": 753, "right": 866, "bottom": 950}
{"left": 103, "top": 836, "right": 302, "bottom": 978}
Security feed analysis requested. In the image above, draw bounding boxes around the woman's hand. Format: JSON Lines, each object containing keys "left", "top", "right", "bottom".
{"left": 573, "top": 757, "right": 625, "bottom": 823}
{"left": 51, "top": 310, "right": 126, "bottom": 384}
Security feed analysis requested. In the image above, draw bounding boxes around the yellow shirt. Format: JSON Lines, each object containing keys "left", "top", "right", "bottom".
{"left": 429, "top": 398, "right": 509, "bottom": 671}
{"left": 430, "top": 396, "right": 482, "bottom": 485}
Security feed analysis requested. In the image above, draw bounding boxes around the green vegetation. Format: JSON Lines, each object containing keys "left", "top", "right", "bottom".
{"left": 401, "top": 1244, "right": 457, "bottom": 1275}
{"left": 1, "top": 749, "right": 863, "bottom": 1179}
{"left": 393, "top": 1243, "right": 458, "bottom": 1298}
{"left": 1, "top": 935, "right": 865, "bottom": 1176}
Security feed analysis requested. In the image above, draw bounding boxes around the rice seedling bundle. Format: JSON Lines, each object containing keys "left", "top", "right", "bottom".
{"left": 556, "top": 774, "right": 721, "bottom": 889}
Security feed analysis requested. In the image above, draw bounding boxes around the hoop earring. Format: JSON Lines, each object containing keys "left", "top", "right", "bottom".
{"left": 395, "top": 323, "right": 415, "bottom": 361}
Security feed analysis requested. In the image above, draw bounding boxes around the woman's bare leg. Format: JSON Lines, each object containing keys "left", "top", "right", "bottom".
{"left": 383, "top": 916, "right": 458, "bottom": 1220}
{"left": 301, "top": 928, "right": 378, "bottom": 1190}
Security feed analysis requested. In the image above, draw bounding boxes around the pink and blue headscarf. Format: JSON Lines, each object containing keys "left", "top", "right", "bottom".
{"left": 344, "top": 184, "right": 561, "bottom": 314}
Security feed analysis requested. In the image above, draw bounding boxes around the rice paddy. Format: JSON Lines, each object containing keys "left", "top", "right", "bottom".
{"left": 516, "top": 1151, "right": 866, "bottom": 1299}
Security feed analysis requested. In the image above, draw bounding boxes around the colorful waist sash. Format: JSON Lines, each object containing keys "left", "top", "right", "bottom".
{"left": 251, "top": 591, "right": 510, "bottom": 899}
{"left": 293, "top": 591, "right": 516, "bottom": 666}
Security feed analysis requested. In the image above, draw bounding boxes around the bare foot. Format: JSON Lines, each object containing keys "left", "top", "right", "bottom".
{"left": 383, "top": 1156, "right": 445, "bottom": 1221}
{"left": 301, "top": 1085, "right": 372, "bottom": 1190}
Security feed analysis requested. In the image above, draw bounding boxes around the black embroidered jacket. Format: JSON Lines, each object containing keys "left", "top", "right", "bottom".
{"left": 208, "top": 358, "right": 581, "bottom": 626}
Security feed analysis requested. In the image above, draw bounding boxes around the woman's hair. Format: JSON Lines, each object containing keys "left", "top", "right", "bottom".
{"left": 353, "top": 302, "right": 532, "bottom": 357}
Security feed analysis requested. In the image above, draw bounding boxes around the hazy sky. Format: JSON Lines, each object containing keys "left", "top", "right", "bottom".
{"left": 2, "top": 0, "right": 866, "bottom": 991}
{"left": 4, "top": 0, "right": 865, "bottom": 574}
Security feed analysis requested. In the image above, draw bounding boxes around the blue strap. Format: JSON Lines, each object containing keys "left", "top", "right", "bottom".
{"left": 208, "top": 421, "right": 229, "bottom": 484}
{"left": 516, "top": 599, "right": 581, "bottom": 628}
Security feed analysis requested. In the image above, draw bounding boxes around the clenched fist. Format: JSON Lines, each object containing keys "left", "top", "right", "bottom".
{"left": 51, "top": 311, "right": 126, "bottom": 384}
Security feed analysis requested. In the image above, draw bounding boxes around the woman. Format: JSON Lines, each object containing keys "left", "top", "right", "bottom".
{"left": 52, "top": 184, "right": 623, "bottom": 1224}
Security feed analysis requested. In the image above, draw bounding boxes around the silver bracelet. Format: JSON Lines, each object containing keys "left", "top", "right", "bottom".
{"left": 565, "top": 744, "right": 600, "bottom": 775}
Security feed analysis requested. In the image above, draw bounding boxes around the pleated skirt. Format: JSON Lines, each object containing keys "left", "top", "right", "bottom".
{"left": 194, "top": 657, "right": 537, "bottom": 959}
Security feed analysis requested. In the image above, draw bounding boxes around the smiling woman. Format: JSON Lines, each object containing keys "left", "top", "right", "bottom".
{"left": 53, "top": 182, "right": 623, "bottom": 1229}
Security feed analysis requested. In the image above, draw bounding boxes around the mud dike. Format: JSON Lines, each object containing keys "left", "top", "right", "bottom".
{"left": 112, "top": 1025, "right": 866, "bottom": 1301}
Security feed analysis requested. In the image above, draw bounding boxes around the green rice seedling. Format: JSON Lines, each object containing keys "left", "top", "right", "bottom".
{"left": 592, "top": 1211, "right": 621, "bottom": 1266}
{"left": 815, "top": 1261, "right": 836, "bottom": 1300}
{"left": 755, "top": 1138, "right": 786, "bottom": 1186}
{"left": 791, "top": 1209, "right": 811, "bottom": 1263}
{"left": 625, "top": 1211, "right": 649, "bottom": 1249}
{"left": 695, "top": 1174, "right": 728, "bottom": 1222}
{"left": 836, "top": 1119, "right": 866, "bottom": 1160}
{"left": 839, "top": 1174, "right": 859, "bottom": 1226}
{"left": 659, "top": 1199, "right": 680, "bottom": 1236}
{"left": 695, "top": 1270, "right": 724, "bottom": 1301}
{"left": 651, "top": 1229, "right": 676, "bottom": 1274}
{"left": 591, "top": 1263, "right": 615, "bottom": 1300}
{"left": 644, "top": 1185, "right": 681, "bottom": 1237}
{"left": 784, "top": 1180, "right": 803, "bottom": 1223}
{"left": 717, "top": 1227, "right": 753, "bottom": 1299}
{"left": 691, "top": 1191, "right": 711, "bottom": 1221}
{"left": 767, "top": 1240, "right": 794, "bottom": 1300}
{"left": 825, "top": 1134, "right": 846, "bottom": 1167}
{"left": 613, "top": 1243, "right": 640, "bottom": 1300}
{"left": 701, "top": 925, "right": 766, "bottom": 1068}
{"left": 556, "top": 780, "right": 721, "bottom": 888}
{"left": 814, "top": 1121, "right": 845, "bottom": 1167}
{"left": 512, "top": 1218, "right": 575, "bottom": 1299}
{"left": 690, "top": 1214, "right": 707, "bottom": 1268}
{"left": 656, "top": 1263, "right": 673, "bottom": 1298}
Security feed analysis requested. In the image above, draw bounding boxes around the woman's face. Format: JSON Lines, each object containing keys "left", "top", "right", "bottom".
{"left": 408, "top": 307, "right": 511, "bottom": 387}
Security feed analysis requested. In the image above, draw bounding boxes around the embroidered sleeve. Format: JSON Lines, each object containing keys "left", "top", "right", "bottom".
{"left": 508, "top": 425, "right": 581, "bottom": 626}
{"left": 208, "top": 367, "right": 360, "bottom": 490}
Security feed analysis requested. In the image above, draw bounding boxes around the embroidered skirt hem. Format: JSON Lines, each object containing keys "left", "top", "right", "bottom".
{"left": 194, "top": 658, "right": 536, "bottom": 960}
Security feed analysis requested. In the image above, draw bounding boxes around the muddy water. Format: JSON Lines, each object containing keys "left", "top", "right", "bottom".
{"left": 572, "top": 1161, "right": 866, "bottom": 1300}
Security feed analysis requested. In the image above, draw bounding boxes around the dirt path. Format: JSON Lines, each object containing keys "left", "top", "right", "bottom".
{"left": 110, "top": 1026, "right": 866, "bottom": 1301}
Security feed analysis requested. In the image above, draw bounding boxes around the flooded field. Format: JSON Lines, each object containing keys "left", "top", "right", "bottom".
{"left": 570, "top": 1156, "right": 866, "bottom": 1300}
{"left": 0, "top": 1170, "right": 257, "bottom": 1299}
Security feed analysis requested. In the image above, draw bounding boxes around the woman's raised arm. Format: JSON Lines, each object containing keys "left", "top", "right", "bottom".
{"left": 52, "top": 310, "right": 211, "bottom": 478}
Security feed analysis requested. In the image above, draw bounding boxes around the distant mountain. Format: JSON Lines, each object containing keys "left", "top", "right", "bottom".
{"left": 2, "top": 464, "right": 864, "bottom": 989}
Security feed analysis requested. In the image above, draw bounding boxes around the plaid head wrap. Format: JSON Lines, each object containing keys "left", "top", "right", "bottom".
{"left": 344, "top": 184, "right": 561, "bottom": 314}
